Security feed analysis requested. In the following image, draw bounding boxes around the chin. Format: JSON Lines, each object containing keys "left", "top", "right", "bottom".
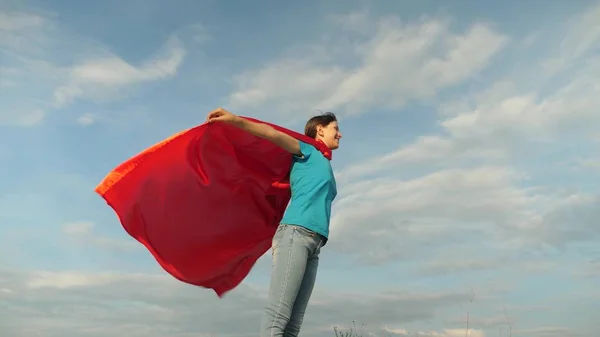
{"left": 329, "top": 142, "right": 340, "bottom": 150}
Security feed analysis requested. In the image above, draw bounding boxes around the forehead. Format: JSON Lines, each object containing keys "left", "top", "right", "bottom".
{"left": 325, "top": 121, "right": 339, "bottom": 129}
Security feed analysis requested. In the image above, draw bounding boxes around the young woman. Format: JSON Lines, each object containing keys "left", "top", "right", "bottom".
{"left": 206, "top": 107, "right": 342, "bottom": 337}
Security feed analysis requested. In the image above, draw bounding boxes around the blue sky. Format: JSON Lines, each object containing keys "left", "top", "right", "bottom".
{"left": 1, "top": 0, "right": 599, "bottom": 336}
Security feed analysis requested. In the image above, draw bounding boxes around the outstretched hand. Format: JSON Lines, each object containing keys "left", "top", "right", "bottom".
{"left": 206, "top": 107, "right": 240, "bottom": 124}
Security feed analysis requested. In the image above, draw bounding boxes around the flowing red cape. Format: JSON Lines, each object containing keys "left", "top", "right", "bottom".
{"left": 95, "top": 117, "right": 331, "bottom": 297}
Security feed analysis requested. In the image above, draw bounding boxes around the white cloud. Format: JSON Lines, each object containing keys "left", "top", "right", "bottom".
{"left": 340, "top": 52, "right": 600, "bottom": 179}
{"left": 320, "top": 21, "right": 506, "bottom": 115}
{"left": 228, "top": 59, "right": 346, "bottom": 119}
{"left": 441, "top": 61, "right": 600, "bottom": 142}
{"left": 0, "top": 11, "right": 51, "bottom": 126}
{"left": 443, "top": 314, "right": 513, "bottom": 330}
{"left": 330, "top": 167, "right": 536, "bottom": 263}
{"left": 62, "top": 221, "right": 94, "bottom": 235}
{"left": 417, "top": 257, "right": 510, "bottom": 276}
{"left": 1, "top": 3, "right": 598, "bottom": 337}
{"left": 53, "top": 36, "right": 185, "bottom": 107}
{"left": 0, "top": 109, "right": 45, "bottom": 126}
{"left": 542, "top": 2, "right": 600, "bottom": 75}
{"left": 70, "top": 46, "right": 182, "bottom": 86}
{"left": 336, "top": 135, "right": 507, "bottom": 181}
{"left": 513, "top": 326, "right": 583, "bottom": 337}
{"left": 575, "top": 158, "right": 600, "bottom": 171}
{"left": 26, "top": 271, "right": 130, "bottom": 289}
{"left": 76, "top": 112, "right": 96, "bottom": 126}
{"left": 0, "top": 269, "right": 482, "bottom": 337}
{"left": 336, "top": 326, "right": 487, "bottom": 337}
{"left": 332, "top": 3, "right": 600, "bottom": 180}
{"left": 422, "top": 329, "right": 485, "bottom": 337}
{"left": 62, "top": 221, "right": 138, "bottom": 252}
{"left": 583, "top": 259, "right": 600, "bottom": 278}
{"left": 0, "top": 11, "right": 45, "bottom": 31}
{"left": 329, "top": 9, "right": 371, "bottom": 34}
{"left": 0, "top": 9, "right": 188, "bottom": 127}
{"left": 417, "top": 255, "right": 555, "bottom": 277}
{"left": 0, "top": 9, "right": 59, "bottom": 59}
{"left": 228, "top": 14, "right": 507, "bottom": 119}
{"left": 520, "top": 31, "right": 539, "bottom": 48}
{"left": 331, "top": 157, "right": 599, "bottom": 264}
{"left": 524, "top": 193, "right": 600, "bottom": 248}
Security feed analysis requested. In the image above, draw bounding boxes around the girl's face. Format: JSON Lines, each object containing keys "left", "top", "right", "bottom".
{"left": 317, "top": 121, "right": 342, "bottom": 150}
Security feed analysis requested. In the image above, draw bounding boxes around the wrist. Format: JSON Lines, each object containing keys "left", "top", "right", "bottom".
{"left": 231, "top": 115, "right": 245, "bottom": 127}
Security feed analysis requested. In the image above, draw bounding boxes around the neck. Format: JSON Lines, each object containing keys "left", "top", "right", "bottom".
{"left": 315, "top": 138, "right": 328, "bottom": 148}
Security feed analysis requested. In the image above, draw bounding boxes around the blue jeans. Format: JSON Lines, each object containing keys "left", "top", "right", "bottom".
{"left": 260, "top": 224, "right": 325, "bottom": 337}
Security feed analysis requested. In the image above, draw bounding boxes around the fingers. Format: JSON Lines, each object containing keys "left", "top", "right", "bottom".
{"left": 207, "top": 116, "right": 223, "bottom": 123}
{"left": 206, "top": 113, "right": 220, "bottom": 121}
{"left": 205, "top": 107, "right": 231, "bottom": 124}
{"left": 209, "top": 107, "right": 225, "bottom": 115}
{"left": 208, "top": 109, "right": 222, "bottom": 117}
{"left": 206, "top": 110, "right": 222, "bottom": 122}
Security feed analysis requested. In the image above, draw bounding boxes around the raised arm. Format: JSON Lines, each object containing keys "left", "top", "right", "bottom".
{"left": 206, "top": 107, "right": 302, "bottom": 156}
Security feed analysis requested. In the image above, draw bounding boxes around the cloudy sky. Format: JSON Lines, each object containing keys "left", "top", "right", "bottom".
{"left": 1, "top": 0, "right": 599, "bottom": 336}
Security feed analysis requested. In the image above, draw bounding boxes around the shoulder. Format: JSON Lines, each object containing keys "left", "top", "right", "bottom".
{"left": 293, "top": 141, "right": 317, "bottom": 161}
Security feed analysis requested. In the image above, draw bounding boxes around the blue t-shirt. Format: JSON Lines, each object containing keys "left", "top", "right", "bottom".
{"left": 280, "top": 141, "right": 337, "bottom": 238}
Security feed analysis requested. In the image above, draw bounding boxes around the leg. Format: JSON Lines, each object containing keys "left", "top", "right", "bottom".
{"left": 260, "top": 225, "right": 311, "bottom": 337}
{"left": 283, "top": 246, "right": 320, "bottom": 337}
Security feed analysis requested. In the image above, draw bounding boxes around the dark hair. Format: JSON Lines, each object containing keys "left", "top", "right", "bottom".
{"left": 304, "top": 112, "right": 337, "bottom": 138}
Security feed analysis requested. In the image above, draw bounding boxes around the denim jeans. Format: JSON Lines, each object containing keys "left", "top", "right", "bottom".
{"left": 260, "top": 224, "right": 325, "bottom": 337}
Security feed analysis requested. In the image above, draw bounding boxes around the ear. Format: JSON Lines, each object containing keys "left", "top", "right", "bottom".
{"left": 316, "top": 125, "right": 324, "bottom": 136}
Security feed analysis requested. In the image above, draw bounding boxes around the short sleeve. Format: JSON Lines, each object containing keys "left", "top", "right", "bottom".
{"left": 293, "top": 141, "right": 314, "bottom": 162}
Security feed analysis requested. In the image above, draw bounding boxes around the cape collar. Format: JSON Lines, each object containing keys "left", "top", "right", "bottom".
{"left": 314, "top": 139, "right": 332, "bottom": 161}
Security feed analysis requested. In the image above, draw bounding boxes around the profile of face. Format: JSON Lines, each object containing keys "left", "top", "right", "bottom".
{"left": 316, "top": 121, "right": 342, "bottom": 150}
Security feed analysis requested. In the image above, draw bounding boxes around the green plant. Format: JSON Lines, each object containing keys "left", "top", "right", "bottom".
{"left": 333, "top": 321, "right": 366, "bottom": 337}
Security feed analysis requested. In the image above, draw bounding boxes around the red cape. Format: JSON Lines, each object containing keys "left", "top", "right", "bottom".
{"left": 95, "top": 117, "right": 331, "bottom": 297}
